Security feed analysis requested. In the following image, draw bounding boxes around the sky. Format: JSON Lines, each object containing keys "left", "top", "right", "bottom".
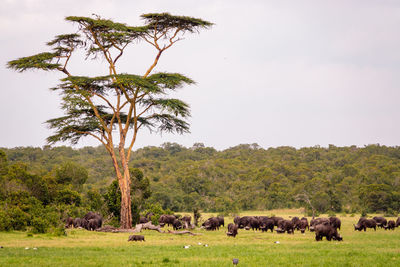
{"left": 1, "top": 0, "right": 400, "bottom": 150}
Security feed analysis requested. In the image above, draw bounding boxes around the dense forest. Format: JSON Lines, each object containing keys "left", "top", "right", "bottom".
{"left": 1, "top": 143, "right": 400, "bottom": 232}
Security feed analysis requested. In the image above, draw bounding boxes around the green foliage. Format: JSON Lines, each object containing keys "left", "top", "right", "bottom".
{"left": 7, "top": 52, "right": 61, "bottom": 72}
{"left": 56, "top": 188, "right": 81, "bottom": 206}
{"left": 86, "top": 189, "right": 103, "bottom": 212}
{"left": 0, "top": 149, "right": 8, "bottom": 176}
{"left": 56, "top": 161, "right": 88, "bottom": 189}
{"left": 8, "top": 206, "right": 30, "bottom": 231}
{"left": 0, "top": 210, "right": 12, "bottom": 231}
{"left": 30, "top": 217, "right": 49, "bottom": 234}
{"left": 384, "top": 208, "right": 397, "bottom": 217}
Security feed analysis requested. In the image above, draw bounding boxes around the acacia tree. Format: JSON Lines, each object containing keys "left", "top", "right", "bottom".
{"left": 8, "top": 13, "right": 212, "bottom": 228}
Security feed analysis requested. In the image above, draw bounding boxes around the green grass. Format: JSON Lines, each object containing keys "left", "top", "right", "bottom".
{"left": 0, "top": 209, "right": 399, "bottom": 266}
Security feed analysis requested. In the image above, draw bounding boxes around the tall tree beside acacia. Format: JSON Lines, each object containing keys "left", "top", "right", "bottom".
{"left": 7, "top": 13, "right": 212, "bottom": 228}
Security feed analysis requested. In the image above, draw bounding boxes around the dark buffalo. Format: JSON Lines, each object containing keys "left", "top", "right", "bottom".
{"left": 203, "top": 217, "right": 220, "bottom": 231}
{"left": 396, "top": 217, "right": 400, "bottom": 228}
{"left": 270, "top": 216, "right": 284, "bottom": 226}
{"left": 329, "top": 217, "right": 341, "bottom": 230}
{"left": 260, "top": 217, "right": 274, "bottom": 232}
{"left": 217, "top": 216, "right": 225, "bottom": 227}
{"left": 158, "top": 215, "right": 175, "bottom": 227}
{"left": 237, "top": 216, "right": 251, "bottom": 229}
{"left": 315, "top": 224, "right": 343, "bottom": 241}
{"left": 65, "top": 217, "right": 74, "bottom": 228}
{"left": 73, "top": 217, "right": 83, "bottom": 228}
{"left": 373, "top": 217, "right": 387, "bottom": 229}
{"left": 227, "top": 223, "right": 238, "bottom": 237}
{"left": 249, "top": 217, "right": 261, "bottom": 231}
{"left": 80, "top": 218, "right": 88, "bottom": 229}
{"left": 84, "top": 211, "right": 101, "bottom": 221}
{"left": 310, "top": 218, "right": 330, "bottom": 232}
{"left": 354, "top": 217, "right": 376, "bottom": 231}
{"left": 291, "top": 217, "right": 301, "bottom": 230}
{"left": 172, "top": 219, "right": 183, "bottom": 230}
{"left": 128, "top": 235, "right": 145, "bottom": 242}
{"left": 234, "top": 216, "right": 240, "bottom": 225}
{"left": 276, "top": 220, "right": 294, "bottom": 234}
{"left": 384, "top": 220, "right": 395, "bottom": 230}
{"left": 299, "top": 218, "right": 309, "bottom": 233}
{"left": 87, "top": 218, "right": 102, "bottom": 231}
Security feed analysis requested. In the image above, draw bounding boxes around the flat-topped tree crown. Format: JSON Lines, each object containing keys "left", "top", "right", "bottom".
{"left": 141, "top": 12, "right": 213, "bottom": 32}
{"left": 7, "top": 13, "right": 212, "bottom": 229}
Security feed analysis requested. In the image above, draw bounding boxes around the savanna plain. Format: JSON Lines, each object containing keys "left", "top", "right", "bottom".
{"left": 0, "top": 209, "right": 399, "bottom": 267}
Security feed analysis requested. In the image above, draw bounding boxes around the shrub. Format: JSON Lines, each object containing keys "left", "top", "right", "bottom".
{"left": 384, "top": 208, "right": 398, "bottom": 217}
{"left": 361, "top": 210, "right": 368, "bottom": 217}
{"left": 51, "top": 226, "right": 67, "bottom": 237}
{"left": 9, "top": 206, "right": 30, "bottom": 231}
{"left": 30, "top": 217, "right": 49, "bottom": 233}
{"left": 0, "top": 210, "right": 12, "bottom": 231}
{"left": 328, "top": 211, "right": 336, "bottom": 217}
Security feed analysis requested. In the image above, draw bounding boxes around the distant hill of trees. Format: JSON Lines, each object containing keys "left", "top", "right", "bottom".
{"left": 1, "top": 143, "right": 400, "bottom": 223}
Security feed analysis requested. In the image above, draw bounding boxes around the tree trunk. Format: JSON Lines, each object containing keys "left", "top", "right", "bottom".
{"left": 109, "top": 149, "right": 132, "bottom": 229}
{"left": 119, "top": 171, "right": 132, "bottom": 229}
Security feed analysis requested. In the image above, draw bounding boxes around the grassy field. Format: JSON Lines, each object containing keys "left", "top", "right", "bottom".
{"left": 0, "top": 209, "right": 399, "bottom": 266}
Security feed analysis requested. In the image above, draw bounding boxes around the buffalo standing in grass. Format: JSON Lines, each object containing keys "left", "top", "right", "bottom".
{"left": 396, "top": 217, "right": 400, "bottom": 228}
{"left": 260, "top": 217, "right": 274, "bottom": 232}
{"left": 173, "top": 219, "right": 183, "bottom": 230}
{"left": 315, "top": 224, "right": 343, "bottom": 241}
{"left": 329, "top": 217, "right": 341, "bottom": 230}
{"left": 309, "top": 218, "right": 330, "bottom": 232}
{"left": 249, "top": 217, "right": 261, "bottom": 231}
{"left": 234, "top": 216, "right": 240, "bottom": 225}
{"left": 276, "top": 220, "right": 294, "bottom": 234}
{"left": 237, "top": 216, "right": 252, "bottom": 229}
{"left": 270, "top": 216, "right": 284, "bottom": 226}
{"left": 384, "top": 220, "right": 396, "bottom": 230}
{"left": 83, "top": 212, "right": 102, "bottom": 231}
{"left": 158, "top": 215, "right": 175, "bottom": 227}
{"left": 203, "top": 217, "right": 220, "bottom": 231}
{"left": 299, "top": 217, "right": 309, "bottom": 233}
{"left": 373, "top": 216, "right": 387, "bottom": 229}
{"left": 227, "top": 223, "right": 238, "bottom": 237}
{"left": 291, "top": 217, "right": 301, "bottom": 230}
{"left": 217, "top": 216, "right": 225, "bottom": 228}
{"left": 354, "top": 217, "right": 376, "bottom": 231}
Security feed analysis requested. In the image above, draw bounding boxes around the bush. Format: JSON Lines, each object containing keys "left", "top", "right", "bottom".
{"left": 384, "top": 208, "right": 398, "bottom": 217}
{"left": 0, "top": 210, "right": 12, "bottom": 231}
{"left": 51, "top": 226, "right": 67, "bottom": 237}
{"left": 361, "top": 210, "right": 368, "bottom": 217}
{"left": 328, "top": 211, "right": 336, "bottom": 217}
{"left": 9, "top": 206, "right": 30, "bottom": 231}
{"left": 30, "top": 217, "right": 49, "bottom": 233}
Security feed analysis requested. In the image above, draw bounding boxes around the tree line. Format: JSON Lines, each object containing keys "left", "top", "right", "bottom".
{"left": 1, "top": 142, "right": 399, "bottom": 232}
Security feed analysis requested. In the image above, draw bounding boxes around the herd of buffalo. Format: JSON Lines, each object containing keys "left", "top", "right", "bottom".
{"left": 65, "top": 212, "right": 400, "bottom": 242}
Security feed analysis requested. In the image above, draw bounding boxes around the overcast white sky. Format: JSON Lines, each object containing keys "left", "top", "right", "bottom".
{"left": 1, "top": 0, "right": 400, "bottom": 150}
